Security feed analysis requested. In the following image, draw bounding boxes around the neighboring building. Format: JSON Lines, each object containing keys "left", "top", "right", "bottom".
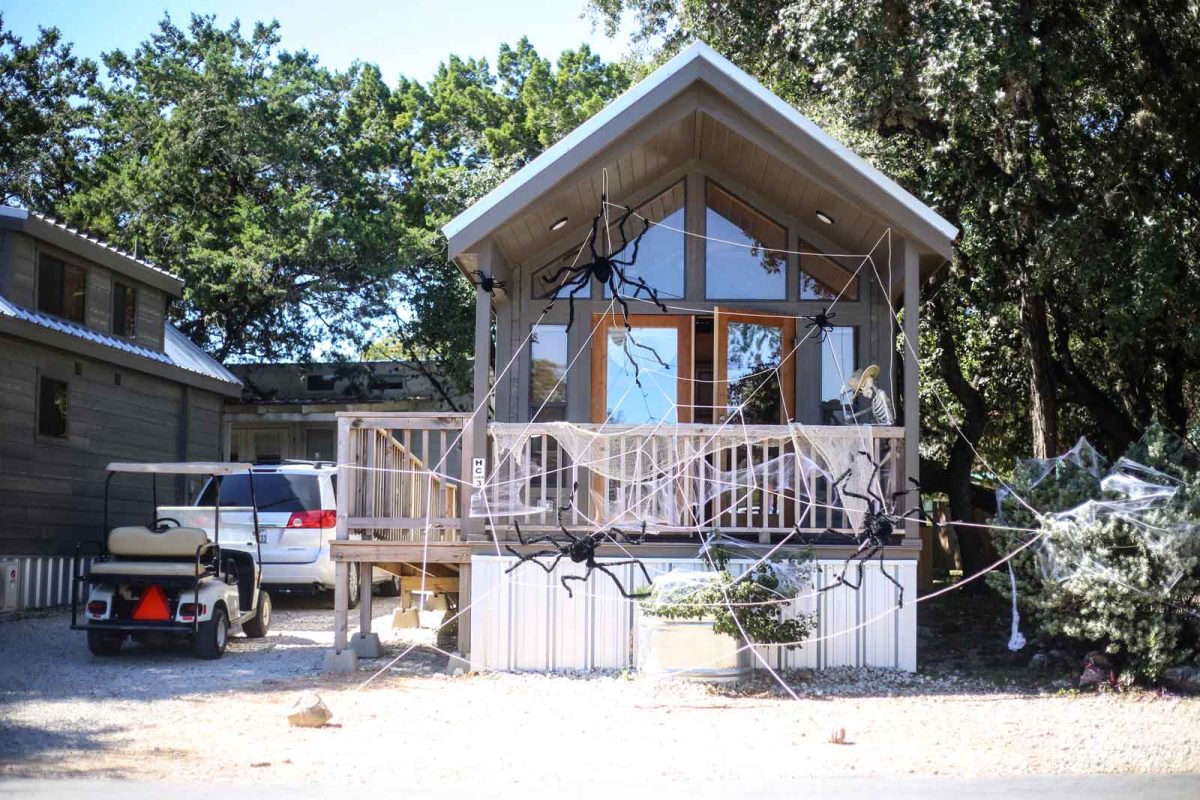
{"left": 223, "top": 361, "right": 469, "bottom": 463}
{"left": 0, "top": 208, "right": 241, "bottom": 610}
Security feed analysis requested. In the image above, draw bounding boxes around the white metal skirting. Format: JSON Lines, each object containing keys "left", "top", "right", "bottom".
{"left": 469, "top": 555, "right": 917, "bottom": 673}
{"left": 3, "top": 556, "right": 88, "bottom": 612}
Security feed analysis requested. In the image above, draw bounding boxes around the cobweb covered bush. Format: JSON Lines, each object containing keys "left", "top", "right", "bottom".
{"left": 990, "top": 425, "right": 1200, "bottom": 680}
{"left": 640, "top": 546, "right": 817, "bottom": 648}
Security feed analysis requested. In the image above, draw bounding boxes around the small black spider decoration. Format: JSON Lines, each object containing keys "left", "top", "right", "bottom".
{"left": 803, "top": 307, "right": 838, "bottom": 342}
{"left": 542, "top": 195, "right": 668, "bottom": 332}
{"left": 812, "top": 450, "right": 931, "bottom": 608}
{"left": 469, "top": 270, "right": 506, "bottom": 297}
{"left": 505, "top": 519, "right": 651, "bottom": 599}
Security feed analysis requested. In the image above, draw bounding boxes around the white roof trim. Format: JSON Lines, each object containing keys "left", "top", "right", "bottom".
{"left": 443, "top": 41, "right": 958, "bottom": 260}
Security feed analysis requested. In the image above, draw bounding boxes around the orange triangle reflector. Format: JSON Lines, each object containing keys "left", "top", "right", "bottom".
{"left": 132, "top": 584, "right": 171, "bottom": 621}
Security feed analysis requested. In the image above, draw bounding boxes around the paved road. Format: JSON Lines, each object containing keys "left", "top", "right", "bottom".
{"left": 3, "top": 773, "right": 1199, "bottom": 799}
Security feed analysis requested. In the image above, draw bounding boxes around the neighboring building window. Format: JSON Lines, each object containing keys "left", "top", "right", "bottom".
{"left": 37, "top": 253, "right": 87, "bottom": 322}
{"left": 532, "top": 248, "right": 592, "bottom": 300}
{"left": 306, "top": 374, "right": 336, "bottom": 391}
{"left": 820, "top": 327, "right": 858, "bottom": 421}
{"left": 307, "top": 428, "right": 336, "bottom": 461}
{"left": 602, "top": 181, "right": 685, "bottom": 300}
{"left": 530, "top": 324, "right": 568, "bottom": 421}
{"left": 705, "top": 181, "right": 787, "bottom": 299}
{"left": 112, "top": 281, "right": 137, "bottom": 337}
{"left": 37, "top": 376, "right": 69, "bottom": 438}
{"left": 800, "top": 251, "right": 860, "bottom": 301}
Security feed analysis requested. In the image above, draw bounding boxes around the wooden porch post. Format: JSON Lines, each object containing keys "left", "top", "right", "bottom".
{"left": 333, "top": 414, "right": 352, "bottom": 653}
{"left": 902, "top": 239, "right": 921, "bottom": 539}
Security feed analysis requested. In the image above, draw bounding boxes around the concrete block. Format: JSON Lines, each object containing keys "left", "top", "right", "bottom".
{"left": 351, "top": 632, "right": 384, "bottom": 659}
{"left": 444, "top": 652, "right": 471, "bottom": 675}
{"left": 392, "top": 608, "right": 419, "bottom": 629}
{"left": 419, "top": 609, "right": 446, "bottom": 629}
{"left": 427, "top": 593, "right": 449, "bottom": 611}
{"left": 322, "top": 648, "right": 359, "bottom": 674}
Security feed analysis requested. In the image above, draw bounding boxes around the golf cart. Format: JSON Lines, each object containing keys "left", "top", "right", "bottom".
{"left": 71, "top": 462, "right": 271, "bottom": 659}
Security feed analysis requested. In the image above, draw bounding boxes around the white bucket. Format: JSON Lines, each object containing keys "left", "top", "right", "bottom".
{"left": 637, "top": 617, "right": 750, "bottom": 683}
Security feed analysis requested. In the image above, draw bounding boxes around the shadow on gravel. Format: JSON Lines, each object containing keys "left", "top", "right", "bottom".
{"left": 0, "top": 721, "right": 129, "bottom": 779}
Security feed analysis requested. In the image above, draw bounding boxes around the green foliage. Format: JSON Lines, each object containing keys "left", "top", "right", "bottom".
{"left": 641, "top": 547, "right": 817, "bottom": 647}
{"left": 990, "top": 424, "right": 1200, "bottom": 680}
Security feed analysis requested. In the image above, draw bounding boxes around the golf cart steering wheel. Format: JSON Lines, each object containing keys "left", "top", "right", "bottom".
{"left": 152, "top": 517, "right": 182, "bottom": 533}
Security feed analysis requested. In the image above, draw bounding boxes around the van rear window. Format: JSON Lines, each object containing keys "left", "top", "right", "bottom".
{"left": 197, "top": 474, "right": 322, "bottom": 513}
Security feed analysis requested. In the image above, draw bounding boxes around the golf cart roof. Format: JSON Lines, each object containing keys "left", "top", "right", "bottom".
{"left": 106, "top": 462, "right": 255, "bottom": 475}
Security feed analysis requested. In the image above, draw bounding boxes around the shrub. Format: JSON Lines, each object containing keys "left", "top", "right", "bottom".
{"left": 989, "top": 424, "right": 1200, "bottom": 680}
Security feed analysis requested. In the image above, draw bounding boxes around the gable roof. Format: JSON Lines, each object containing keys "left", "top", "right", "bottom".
{"left": 443, "top": 41, "right": 957, "bottom": 263}
{"left": 0, "top": 207, "right": 184, "bottom": 296}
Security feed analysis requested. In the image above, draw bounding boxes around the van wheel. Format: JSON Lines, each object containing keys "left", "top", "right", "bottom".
{"left": 243, "top": 591, "right": 271, "bottom": 638}
{"left": 193, "top": 605, "right": 229, "bottom": 659}
{"left": 329, "top": 565, "right": 360, "bottom": 609}
{"left": 377, "top": 575, "right": 401, "bottom": 597}
{"left": 87, "top": 628, "right": 123, "bottom": 657}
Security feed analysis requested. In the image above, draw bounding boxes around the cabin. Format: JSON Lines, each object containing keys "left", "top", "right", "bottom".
{"left": 328, "top": 43, "right": 957, "bottom": 674}
{"left": 0, "top": 208, "right": 241, "bottom": 611}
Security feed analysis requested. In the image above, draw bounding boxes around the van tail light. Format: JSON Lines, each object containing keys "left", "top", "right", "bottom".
{"left": 86, "top": 600, "right": 107, "bottom": 617}
{"left": 285, "top": 510, "right": 336, "bottom": 529}
{"left": 178, "top": 602, "right": 207, "bottom": 621}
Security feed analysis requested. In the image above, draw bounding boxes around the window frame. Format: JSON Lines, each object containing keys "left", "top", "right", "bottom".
{"left": 36, "top": 374, "right": 70, "bottom": 440}
{"left": 36, "top": 249, "right": 88, "bottom": 324}
{"left": 703, "top": 179, "right": 789, "bottom": 301}
{"left": 529, "top": 322, "right": 569, "bottom": 422}
{"left": 111, "top": 280, "right": 138, "bottom": 338}
{"left": 819, "top": 325, "right": 860, "bottom": 412}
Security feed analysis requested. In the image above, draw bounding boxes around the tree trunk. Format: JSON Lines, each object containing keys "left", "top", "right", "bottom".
{"left": 1020, "top": 288, "right": 1059, "bottom": 458}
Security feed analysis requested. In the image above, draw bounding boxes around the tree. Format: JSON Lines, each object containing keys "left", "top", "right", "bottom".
{"left": 0, "top": 15, "right": 96, "bottom": 207}
{"left": 591, "top": 1, "right": 1200, "bottom": 574}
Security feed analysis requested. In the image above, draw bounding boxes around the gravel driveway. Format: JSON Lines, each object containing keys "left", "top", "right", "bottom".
{"left": 2, "top": 598, "right": 1199, "bottom": 793}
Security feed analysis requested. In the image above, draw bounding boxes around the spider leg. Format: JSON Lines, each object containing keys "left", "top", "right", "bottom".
{"left": 839, "top": 545, "right": 880, "bottom": 590}
{"left": 591, "top": 562, "right": 646, "bottom": 599}
{"left": 878, "top": 546, "right": 904, "bottom": 608}
{"left": 511, "top": 520, "right": 563, "bottom": 548}
{"left": 561, "top": 570, "right": 591, "bottom": 598}
{"left": 595, "top": 557, "right": 652, "bottom": 586}
{"left": 504, "top": 549, "right": 565, "bottom": 574}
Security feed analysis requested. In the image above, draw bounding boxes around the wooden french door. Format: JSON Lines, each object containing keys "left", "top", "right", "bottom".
{"left": 713, "top": 308, "right": 797, "bottom": 424}
{"left": 591, "top": 313, "right": 694, "bottom": 424}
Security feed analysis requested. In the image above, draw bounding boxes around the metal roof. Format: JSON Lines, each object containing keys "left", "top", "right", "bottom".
{"left": 0, "top": 294, "right": 240, "bottom": 388}
{"left": 443, "top": 41, "right": 958, "bottom": 261}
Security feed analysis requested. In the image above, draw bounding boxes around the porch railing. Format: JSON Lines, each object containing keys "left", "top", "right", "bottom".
{"left": 484, "top": 423, "right": 905, "bottom": 542}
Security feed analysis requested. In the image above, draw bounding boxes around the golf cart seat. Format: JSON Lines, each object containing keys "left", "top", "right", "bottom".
{"left": 89, "top": 525, "right": 215, "bottom": 578}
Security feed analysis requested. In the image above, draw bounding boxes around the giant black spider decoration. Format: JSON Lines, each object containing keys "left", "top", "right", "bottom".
{"left": 542, "top": 196, "right": 668, "bottom": 332}
{"left": 803, "top": 307, "right": 837, "bottom": 342}
{"left": 811, "top": 450, "right": 930, "bottom": 608}
{"left": 504, "top": 519, "right": 651, "bottom": 599}
{"left": 469, "top": 270, "right": 506, "bottom": 298}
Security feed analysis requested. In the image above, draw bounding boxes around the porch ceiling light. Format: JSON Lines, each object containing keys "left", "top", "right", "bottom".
{"left": 815, "top": 210, "right": 835, "bottom": 225}
{"left": 550, "top": 216, "right": 569, "bottom": 231}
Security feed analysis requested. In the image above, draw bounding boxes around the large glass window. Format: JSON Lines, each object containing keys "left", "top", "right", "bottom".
{"left": 530, "top": 323, "right": 568, "bottom": 421}
{"left": 705, "top": 182, "right": 787, "bottom": 299}
{"left": 112, "top": 282, "right": 137, "bottom": 337}
{"left": 37, "top": 253, "right": 86, "bottom": 322}
{"left": 820, "top": 326, "right": 858, "bottom": 422}
{"left": 602, "top": 181, "right": 685, "bottom": 300}
{"left": 800, "top": 251, "right": 860, "bottom": 301}
{"left": 604, "top": 326, "right": 679, "bottom": 424}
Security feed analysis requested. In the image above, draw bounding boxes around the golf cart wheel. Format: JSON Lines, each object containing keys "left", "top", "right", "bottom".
{"left": 377, "top": 574, "right": 401, "bottom": 597}
{"left": 243, "top": 590, "right": 271, "bottom": 638}
{"left": 87, "top": 628, "right": 123, "bottom": 657}
{"left": 193, "top": 605, "right": 229, "bottom": 660}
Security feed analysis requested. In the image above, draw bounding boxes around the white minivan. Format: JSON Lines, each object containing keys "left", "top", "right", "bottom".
{"left": 195, "top": 463, "right": 398, "bottom": 607}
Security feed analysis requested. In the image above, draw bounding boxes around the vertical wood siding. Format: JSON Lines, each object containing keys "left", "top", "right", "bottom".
{"left": 470, "top": 555, "right": 917, "bottom": 673}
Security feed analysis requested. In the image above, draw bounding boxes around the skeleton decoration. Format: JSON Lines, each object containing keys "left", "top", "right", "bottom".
{"left": 542, "top": 196, "right": 668, "bottom": 332}
{"left": 504, "top": 519, "right": 651, "bottom": 599}
{"left": 803, "top": 307, "right": 838, "bottom": 342}
{"left": 469, "top": 270, "right": 506, "bottom": 298}
{"left": 842, "top": 364, "right": 894, "bottom": 426}
{"left": 810, "top": 449, "right": 930, "bottom": 607}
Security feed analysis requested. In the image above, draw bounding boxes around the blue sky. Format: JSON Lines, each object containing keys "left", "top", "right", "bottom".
{"left": 1, "top": 0, "right": 634, "bottom": 82}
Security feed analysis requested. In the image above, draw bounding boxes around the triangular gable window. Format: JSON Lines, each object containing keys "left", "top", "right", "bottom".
{"left": 799, "top": 251, "right": 860, "bottom": 301}
{"left": 704, "top": 181, "right": 787, "bottom": 299}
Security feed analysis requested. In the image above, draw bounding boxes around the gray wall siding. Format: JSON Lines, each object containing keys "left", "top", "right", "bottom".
{"left": 0, "top": 334, "right": 223, "bottom": 556}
